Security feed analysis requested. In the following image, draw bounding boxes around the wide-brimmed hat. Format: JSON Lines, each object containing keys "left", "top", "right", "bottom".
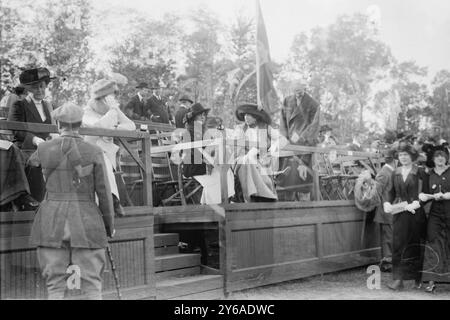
{"left": 235, "top": 103, "right": 271, "bottom": 125}
{"left": 183, "top": 103, "right": 210, "bottom": 124}
{"left": 91, "top": 79, "right": 118, "bottom": 99}
{"left": 397, "top": 143, "right": 419, "bottom": 161}
{"left": 320, "top": 124, "right": 333, "bottom": 133}
{"left": 432, "top": 145, "right": 449, "bottom": 161}
{"left": 179, "top": 95, "right": 193, "bottom": 104}
{"left": 136, "top": 82, "right": 149, "bottom": 89}
{"left": 19, "top": 67, "right": 55, "bottom": 85}
{"left": 52, "top": 102, "right": 84, "bottom": 124}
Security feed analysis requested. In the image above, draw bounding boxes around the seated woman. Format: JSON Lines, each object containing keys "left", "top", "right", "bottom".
{"left": 232, "top": 103, "right": 283, "bottom": 203}
{"left": 82, "top": 79, "right": 136, "bottom": 216}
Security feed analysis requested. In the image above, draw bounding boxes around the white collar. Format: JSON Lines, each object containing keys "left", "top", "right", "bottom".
{"left": 137, "top": 92, "right": 143, "bottom": 101}
{"left": 385, "top": 164, "right": 394, "bottom": 171}
{"left": 27, "top": 95, "right": 43, "bottom": 106}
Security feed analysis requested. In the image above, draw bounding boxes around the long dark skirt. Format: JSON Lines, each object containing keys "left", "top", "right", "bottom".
{"left": 422, "top": 206, "right": 450, "bottom": 283}
{"left": 392, "top": 209, "right": 427, "bottom": 281}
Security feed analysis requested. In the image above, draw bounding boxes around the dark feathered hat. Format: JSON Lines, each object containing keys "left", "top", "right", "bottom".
{"left": 235, "top": 103, "right": 271, "bottom": 125}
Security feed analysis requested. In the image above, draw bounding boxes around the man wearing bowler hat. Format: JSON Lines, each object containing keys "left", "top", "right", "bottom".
{"left": 8, "top": 67, "right": 56, "bottom": 201}
{"left": 175, "top": 95, "right": 193, "bottom": 128}
{"left": 145, "top": 81, "right": 170, "bottom": 124}
{"left": 124, "top": 82, "right": 151, "bottom": 121}
{"left": 28, "top": 102, "right": 115, "bottom": 300}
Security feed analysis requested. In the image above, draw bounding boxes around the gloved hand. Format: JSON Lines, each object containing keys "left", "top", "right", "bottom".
{"left": 32, "top": 136, "right": 45, "bottom": 146}
{"left": 419, "top": 193, "right": 430, "bottom": 202}
{"left": 443, "top": 193, "right": 450, "bottom": 200}
{"left": 297, "top": 165, "right": 308, "bottom": 181}
{"left": 405, "top": 203, "right": 416, "bottom": 214}
{"left": 383, "top": 202, "right": 393, "bottom": 214}
{"left": 434, "top": 192, "right": 444, "bottom": 201}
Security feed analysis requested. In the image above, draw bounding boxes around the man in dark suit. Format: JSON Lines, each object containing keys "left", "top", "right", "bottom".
{"left": 8, "top": 67, "right": 55, "bottom": 201}
{"left": 145, "top": 82, "right": 170, "bottom": 124}
{"left": 124, "top": 82, "right": 151, "bottom": 121}
{"left": 278, "top": 81, "right": 321, "bottom": 201}
{"left": 374, "top": 149, "right": 396, "bottom": 272}
{"left": 175, "top": 95, "right": 193, "bottom": 128}
{"left": 28, "top": 102, "right": 114, "bottom": 300}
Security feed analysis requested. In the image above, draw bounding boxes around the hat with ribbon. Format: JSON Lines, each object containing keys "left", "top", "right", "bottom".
{"left": 91, "top": 79, "right": 118, "bottom": 99}
{"left": 183, "top": 103, "right": 210, "bottom": 124}
{"left": 235, "top": 103, "right": 271, "bottom": 125}
{"left": 19, "top": 67, "right": 55, "bottom": 85}
{"left": 52, "top": 102, "right": 84, "bottom": 124}
{"left": 179, "top": 95, "right": 193, "bottom": 104}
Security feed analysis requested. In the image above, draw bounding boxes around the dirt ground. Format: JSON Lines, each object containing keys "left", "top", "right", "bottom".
{"left": 226, "top": 267, "right": 450, "bottom": 300}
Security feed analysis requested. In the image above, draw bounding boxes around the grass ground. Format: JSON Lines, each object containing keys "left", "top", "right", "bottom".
{"left": 226, "top": 267, "right": 450, "bottom": 300}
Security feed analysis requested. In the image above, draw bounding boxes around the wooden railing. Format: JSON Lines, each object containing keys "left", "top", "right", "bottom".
{"left": 0, "top": 119, "right": 382, "bottom": 206}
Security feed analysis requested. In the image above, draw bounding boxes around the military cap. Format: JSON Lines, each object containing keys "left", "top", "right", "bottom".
{"left": 52, "top": 102, "right": 84, "bottom": 123}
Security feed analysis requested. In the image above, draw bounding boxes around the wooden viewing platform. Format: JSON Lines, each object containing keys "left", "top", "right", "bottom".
{"left": 0, "top": 120, "right": 381, "bottom": 300}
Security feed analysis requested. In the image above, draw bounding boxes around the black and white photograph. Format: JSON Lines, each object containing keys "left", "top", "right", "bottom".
{"left": 1, "top": 0, "right": 450, "bottom": 304}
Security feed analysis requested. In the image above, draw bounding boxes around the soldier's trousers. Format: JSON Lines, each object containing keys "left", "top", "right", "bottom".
{"left": 380, "top": 223, "right": 393, "bottom": 261}
{"left": 37, "top": 244, "right": 106, "bottom": 300}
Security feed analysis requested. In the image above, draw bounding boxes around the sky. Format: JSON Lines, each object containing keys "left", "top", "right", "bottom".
{"left": 93, "top": 0, "right": 450, "bottom": 78}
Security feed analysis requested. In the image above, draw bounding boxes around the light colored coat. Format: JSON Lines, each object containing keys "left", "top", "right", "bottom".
{"left": 82, "top": 104, "right": 136, "bottom": 198}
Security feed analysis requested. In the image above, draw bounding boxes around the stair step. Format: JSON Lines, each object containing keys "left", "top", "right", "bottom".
{"left": 155, "top": 254, "right": 200, "bottom": 272}
{"left": 154, "top": 233, "right": 179, "bottom": 247}
{"left": 155, "top": 266, "right": 201, "bottom": 281}
{"left": 156, "top": 274, "right": 223, "bottom": 300}
{"left": 155, "top": 246, "right": 179, "bottom": 256}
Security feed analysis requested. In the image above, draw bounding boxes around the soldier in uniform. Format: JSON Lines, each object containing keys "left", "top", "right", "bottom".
{"left": 28, "top": 102, "right": 115, "bottom": 300}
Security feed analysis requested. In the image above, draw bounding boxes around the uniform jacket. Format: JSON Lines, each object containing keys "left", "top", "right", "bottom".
{"left": 146, "top": 95, "right": 170, "bottom": 124}
{"left": 125, "top": 95, "right": 148, "bottom": 121}
{"left": 28, "top": 133, "right": 114, "bottom": 249}
{"left": 374, "top": 164, "right": 394, "bottom": 224}
{"left": 8, "top": 97, "right": 53, "bottom": 150}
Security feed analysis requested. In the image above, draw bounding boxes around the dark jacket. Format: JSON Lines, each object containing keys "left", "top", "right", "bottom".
{"left": 146, "top": 95, "right": 170, "bottom": 124}
{"left": 374, "top": 164, "right": 395, "bottom": 224}
{"left": 28, "top": 133, "right": 114, "bottom": 249}
{"left": 182, "top": 123, "right": 206, "bottom": 178}
{"left": 125, "top": 95, "right": 148, "bottom": 121}
{"left": 175, "top": 106, "right": 189, "bottom": 129}
{"left": 8, "top": 98, "right": 52, "bottom": 150}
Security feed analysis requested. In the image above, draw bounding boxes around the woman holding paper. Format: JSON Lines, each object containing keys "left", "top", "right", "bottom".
{"left": 419, "top": 146, "right": 450, "bottom": 293}
{"left": 383, "top": 143, "right": 428, "bottom": 291}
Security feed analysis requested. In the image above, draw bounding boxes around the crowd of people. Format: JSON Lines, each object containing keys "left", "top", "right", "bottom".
{"left": 356, "top": 134, "right": 450, "bottom": 294}
{"left": 1, "top": 66, "right": 449, "bottom": 298}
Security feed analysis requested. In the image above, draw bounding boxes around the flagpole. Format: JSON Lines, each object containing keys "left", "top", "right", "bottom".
{"left": 255, "top": 0, "right": 262, "bottom": 110}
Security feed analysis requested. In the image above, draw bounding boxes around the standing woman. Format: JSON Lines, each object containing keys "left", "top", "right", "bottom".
{"left": 383, "top": 143, "right": 428, "bottom": 290}
{"left": 82, "top": 79, "right": 136, "bottom": 216}
{"left": 419, "top": 146, "right": 450, "bottom": 293}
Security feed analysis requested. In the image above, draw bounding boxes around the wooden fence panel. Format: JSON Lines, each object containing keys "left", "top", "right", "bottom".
{"left": 0, "top": 210, "right": 155, "bottom": 300}
{"left": 223, "top": 201, "right": 380, "bottom": 293}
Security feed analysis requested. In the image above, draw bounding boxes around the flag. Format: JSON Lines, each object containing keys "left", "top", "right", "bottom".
{"left": 256, "top": 0, "right": 279, "bottom": 114}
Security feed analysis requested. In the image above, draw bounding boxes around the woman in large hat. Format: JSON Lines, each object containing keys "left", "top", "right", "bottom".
{"left": 383, "top": 143, "right": 428, "bottom": 291}
{"left": 419, "top": 145, "right": 450, "bottom": 293}
{"left": 232, "top": 103, "right": 285, "bottom": 202}
{"left": 82, "top": 79, "right": 136, "bottom": 217}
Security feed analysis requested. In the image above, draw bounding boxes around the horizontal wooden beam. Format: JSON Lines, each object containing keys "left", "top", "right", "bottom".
{"left": 134, "top": 120, "right": 175, "bottom": 132}
{"left": 0, "top": 120, "right": 151, "bottom": 139}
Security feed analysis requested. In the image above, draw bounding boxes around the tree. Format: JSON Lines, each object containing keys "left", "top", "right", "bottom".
{"left": 281, "top": 13, "right": 393, "bottom": 140}
{"left": 430, "top": 70, "right": 450, "bottom": 140}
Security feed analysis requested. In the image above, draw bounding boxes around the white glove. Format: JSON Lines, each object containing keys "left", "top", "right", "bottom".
{"left": 405, "top": 203, "right": 416, "bottom": 214}
{"left": 418, "top": 193, "right": 429, "bottom": 202}
{"left": 443, "top": 193, "right": 450, "bottom": 200}
{"left": 32, "top": 136, "right": 45, "bottom": 146}
{"left": 434, "top": 192, "right": 444, "bottom": 201}
{"left": 383, "top": 202, "right": 393, "bottom": 214}
{"left": 297, "top": 165, "right": 308, "bottom": 181}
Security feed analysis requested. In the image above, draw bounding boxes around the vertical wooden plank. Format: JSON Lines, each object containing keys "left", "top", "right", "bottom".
{"left": 141, "top": 136, "right": 153, "bottom": 207}
{"left": 315, "top": 223, "right": 323, "bottom": 259}
{"left": 312, "top": 153, "right": 322, "bottom": 201}
{"left": 218, "top": 213, "right": 227, "bottom": 296}
{"left": 219, "top": 136, "right": 229, "bottom": 204}
{"left": 143, "top": 216, "right": 156, "bottom": 299}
